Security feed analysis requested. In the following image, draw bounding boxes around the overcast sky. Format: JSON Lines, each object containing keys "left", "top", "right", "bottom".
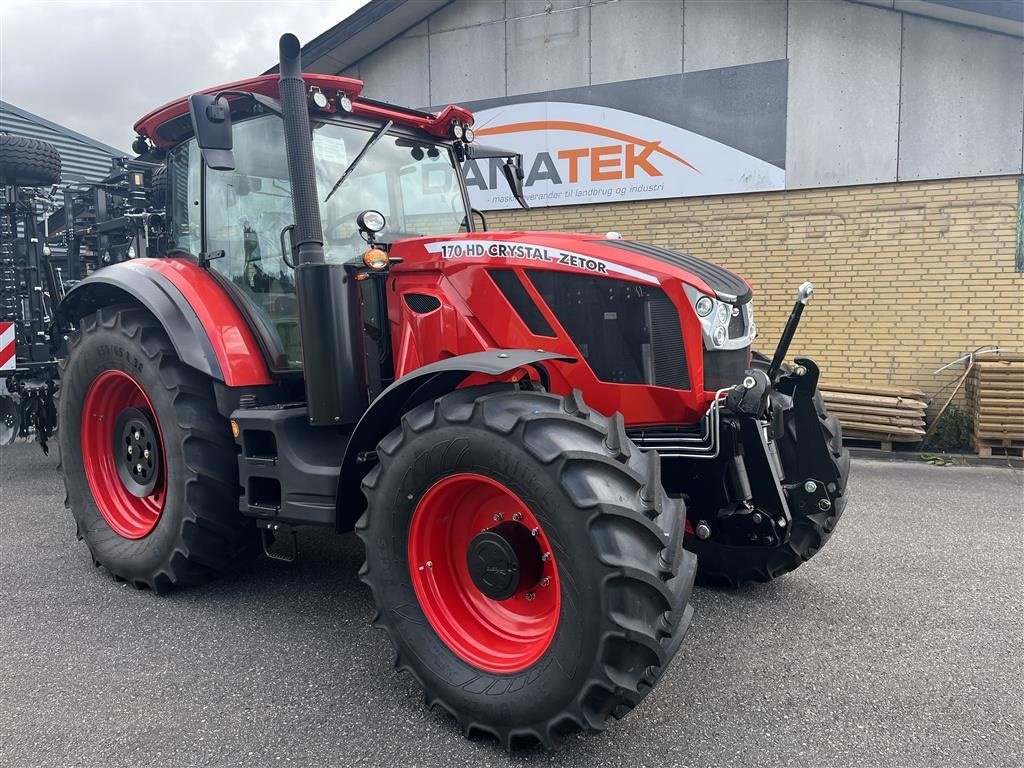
{"left": 0, "top": 0, "right": 366, "bottom": 153}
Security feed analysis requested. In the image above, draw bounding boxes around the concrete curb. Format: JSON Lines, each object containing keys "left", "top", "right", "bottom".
{"left": 848, "top": 446, "right": 1023, "bottom": 469}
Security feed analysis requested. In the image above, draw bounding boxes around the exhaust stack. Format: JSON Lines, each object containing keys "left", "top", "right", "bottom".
{"left": 278, "top": 33, "right": 367, "bottom": 426}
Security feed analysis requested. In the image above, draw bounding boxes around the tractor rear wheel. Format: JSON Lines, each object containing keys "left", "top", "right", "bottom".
{"left": 688, "top": 354, "right": 851, "bottom": 587}
{"left": 358, "top": 385, "right": 695, "bottom": 751}
{"left": 59, "top": 306, "right": 254, "bottom": 592}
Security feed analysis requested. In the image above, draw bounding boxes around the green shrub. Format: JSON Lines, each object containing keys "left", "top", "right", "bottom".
{"left": 922, "top": 404, "right": 972, "bottom": 452}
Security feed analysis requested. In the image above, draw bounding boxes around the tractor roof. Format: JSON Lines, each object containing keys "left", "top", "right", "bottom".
{"left": 133, "top": 73, "right": 474, "bottom": 149}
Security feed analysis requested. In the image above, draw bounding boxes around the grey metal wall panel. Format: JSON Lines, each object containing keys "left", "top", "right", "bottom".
{"left": 591, "top": 0, "right": 683, "bottom": 84}
{"left": 683, "top": 0, "right": 788, "bottom": 73}
{"left": 506, "top": 1, "right": 590, "bottom": 96}
{"left": 786, "top": 0, "right": 902, "bottom": 188}
{"left": 357, "top": 33, "right": 431, "bottom": 105}
{"left": 428, "top": 0, "right": 505, "bottom": 34}
{"left": 339, "top": 0, "right": 1023, "bottom": 190}
{"left": 429, "top": 23, "right": 507, "bottom": 104}
{"left": 898, "top": 15, "right": 1024, "bottom": 179}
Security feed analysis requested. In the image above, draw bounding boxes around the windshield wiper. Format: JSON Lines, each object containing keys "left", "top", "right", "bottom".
{"left": 323, "top": 119, "right": 393, "bottom": 203}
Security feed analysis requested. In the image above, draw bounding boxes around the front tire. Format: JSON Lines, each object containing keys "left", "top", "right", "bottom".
{"left": 357, "top": 385, "right": 695, "bottom": 750}
{"left": 59, "top": 306, "right": 253, "bottom": 592}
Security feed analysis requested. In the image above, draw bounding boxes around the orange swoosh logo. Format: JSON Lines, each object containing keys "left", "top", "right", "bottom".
{"left": 474, "top": 120, "right": 700, "bottom": 173}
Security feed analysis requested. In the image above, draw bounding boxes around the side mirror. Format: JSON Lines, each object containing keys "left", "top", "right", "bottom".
{"left": 188, "top": 93, "right": 235, "bottom": 171}
{"left": 501, "top": 155, "right": 529, "bottom": 209}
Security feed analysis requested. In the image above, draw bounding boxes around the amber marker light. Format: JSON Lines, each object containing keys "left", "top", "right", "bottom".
{"left": 363, "top": 248, "right": 389, "bottom": 270}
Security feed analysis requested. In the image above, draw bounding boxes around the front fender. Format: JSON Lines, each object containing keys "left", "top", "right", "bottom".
{"left": 336, "top": 349, "right": 573, "bottom": 531}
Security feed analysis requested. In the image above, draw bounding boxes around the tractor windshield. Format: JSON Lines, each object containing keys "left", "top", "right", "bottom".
{"left": 171, "top": 114, "right": 468, "bottom": 370}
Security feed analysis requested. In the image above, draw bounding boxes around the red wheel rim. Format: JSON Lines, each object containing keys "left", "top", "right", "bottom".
{"left": 408, "top": 473, "right": 560, "bottom": 674}
{"left": 81, "top": 370, "right": 166, "bottom": 539}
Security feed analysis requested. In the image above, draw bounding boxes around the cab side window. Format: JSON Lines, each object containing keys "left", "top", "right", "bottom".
{"left": 204, "top": 118, "right": 301, "bottom": 370}
{"left": 165, "top": 141, "right": 201, "bottom": 254}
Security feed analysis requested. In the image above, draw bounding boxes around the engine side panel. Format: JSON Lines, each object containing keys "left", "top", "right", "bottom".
{"left": 387, "top": 232, "right": 747, "bottom": 426}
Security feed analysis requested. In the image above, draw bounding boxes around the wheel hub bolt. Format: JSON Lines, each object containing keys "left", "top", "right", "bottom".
{"left": 777, "top": 517, "right": 787, "bottom": 528}
{"left": 143, "top": 449, "right": 150, "bottom": 459}
{"left": 135, "top": 463, "right": 142, "bottom": 474}
{"left": 525, "top": 592, "right": 535, "bottom": 601}
{"left": 133, "top": 430, "right": 140, "bottom": 440}
{"left": 492, "top": 513, "right": 503, "bottom": 522}
{"left": 127, "top": 446, "right": 133, "bottom": 455}
{"left": 512, "top": 513, "right": 522, "bottom": 522}
{"left": 541, "top": 552, "right": 551, "bottom": 563}
{"left": 425, "top": 560, "right": 433, "bottom": 568}
{"left": 695, "top": 522, "right": 711, "bottom": 540}
{"left": 539, "top": 576, "right": 550, "bottom": 587}
{"left": 530, "top": 527, "right": 539, "bottom": 537}
{"left": 804, "top": 480, "right": 817, "bottom": 493}
{"left": 818, "top": 498, "right": 832, "bottom": 511}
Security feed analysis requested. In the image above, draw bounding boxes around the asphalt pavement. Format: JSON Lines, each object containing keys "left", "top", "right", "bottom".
{"left": 0, "top": 443, "right": 1020, "bottom": 768}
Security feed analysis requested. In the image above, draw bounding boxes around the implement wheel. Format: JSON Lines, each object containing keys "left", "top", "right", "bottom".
{"left": 59, "top": 306, "right": 254, "bottom": 591}
{"left": 358, "top": 385, "right": 695, "bottom": 751}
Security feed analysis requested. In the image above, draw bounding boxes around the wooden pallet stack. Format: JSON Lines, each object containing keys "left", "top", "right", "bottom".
{"left": 819, "top": 383, "right": 927, "bottom": 450}
{"left": 966, "top": 355, "right": 1024, "bottom": 457}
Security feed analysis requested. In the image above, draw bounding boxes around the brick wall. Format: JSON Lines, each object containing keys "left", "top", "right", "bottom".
{"left": 488, "top": 176, "right": 1024, "bottom": 411}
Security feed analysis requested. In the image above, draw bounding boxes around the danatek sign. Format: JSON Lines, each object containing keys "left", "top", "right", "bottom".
{"left": 451, "top": 60, "right": 787, "bottom": 210}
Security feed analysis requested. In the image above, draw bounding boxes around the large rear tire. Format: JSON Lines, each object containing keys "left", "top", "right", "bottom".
{"left": 358, "top": 385, "right": 695, "bottom": 750}
{"left": 59, "top": 306, "right": 254, "bottom": 592}
{"left": 688, "top": 355, "right": 851, "bottom": 587}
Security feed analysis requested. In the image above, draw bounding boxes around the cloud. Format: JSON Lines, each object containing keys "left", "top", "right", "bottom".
{"left": 0, "top": 0, "right": 365, "bottom": 152}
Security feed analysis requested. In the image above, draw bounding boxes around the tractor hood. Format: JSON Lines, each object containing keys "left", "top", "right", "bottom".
{"left": 397, "top": 231, "right": 753, "bottom": 305}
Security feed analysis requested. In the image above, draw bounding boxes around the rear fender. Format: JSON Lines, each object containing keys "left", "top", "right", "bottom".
{"left": 59, "top": 258, "right": 273, "bottom": 387}
{"left": 336, "top": 349, "right": 573, "bottom": 531}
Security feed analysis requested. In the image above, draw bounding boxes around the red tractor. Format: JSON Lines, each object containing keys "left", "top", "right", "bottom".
{"left": 57, "top": 35, "right": 849, "bottom": 750}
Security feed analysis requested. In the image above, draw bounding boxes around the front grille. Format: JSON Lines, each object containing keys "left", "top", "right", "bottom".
{"left": 703, "top": 347, "right": 751, "bottom": 391}
{"left": 728, "top": 308, "right": 746, "bottom": 338}
{"left": 646, "top": 290, "right": 690, "bottom": 389}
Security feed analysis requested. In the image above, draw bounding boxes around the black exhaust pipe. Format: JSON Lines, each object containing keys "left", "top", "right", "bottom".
{"left": 278, "top": 33, "right": 367, "bottom": 425}
{"left": 279, "top": 34, "right": 324, "bottom": 266}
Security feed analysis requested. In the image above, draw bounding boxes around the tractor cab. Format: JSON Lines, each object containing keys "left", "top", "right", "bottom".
{"left": 137, "top": 73, "right": 483, "bottom": 377}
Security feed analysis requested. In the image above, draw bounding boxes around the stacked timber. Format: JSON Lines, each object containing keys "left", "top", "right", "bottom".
{"left": 966, "top": 355, "right": 1024, "bottom": 457}
{"left": 819, "top": 382, "right": 927, "bottom": 449}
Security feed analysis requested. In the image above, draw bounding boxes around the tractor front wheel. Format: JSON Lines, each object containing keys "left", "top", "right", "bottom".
{"left": 59, "top": 306, "right": 254, "bottom": 592}
{"left": 358, "top": 385, "right": 695, "bottom": 750}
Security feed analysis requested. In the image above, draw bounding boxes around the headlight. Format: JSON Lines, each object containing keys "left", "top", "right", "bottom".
{"left": 357, "top": 209, "right": 386, "bottom": 234}
{"left": 713, "top": 326, "right": 727, "bottom": 346}
{"left": 695, "top": 296, "right": 714, "bottom": 317}
{"left": 717, "top": 305, "right": 730, "bottom": 325}
{"left": 338, "top": 93, "right": 353, "bottom": 113}
{"left": 451, "top": 122, "right": 465, "bottom": 140}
